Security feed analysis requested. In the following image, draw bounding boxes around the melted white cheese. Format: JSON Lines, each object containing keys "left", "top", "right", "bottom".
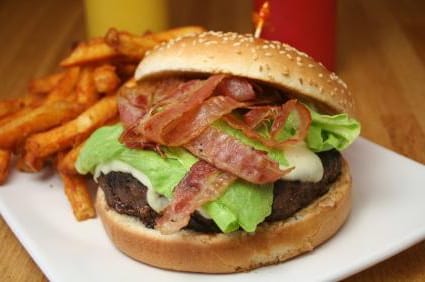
{"left": 94, "top": 160, "right": 169, "bottom": 213}
{"left": 280, "top": 143, "right": 324, "bottom": 183}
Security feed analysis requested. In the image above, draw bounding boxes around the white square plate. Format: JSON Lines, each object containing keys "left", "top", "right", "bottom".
{"left": 1, "top": 137, "right": 424, "bottom": 281}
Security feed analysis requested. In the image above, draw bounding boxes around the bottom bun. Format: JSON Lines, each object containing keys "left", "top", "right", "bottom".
{"left": 96, "top": 158, "right": 352, "bottom": 273}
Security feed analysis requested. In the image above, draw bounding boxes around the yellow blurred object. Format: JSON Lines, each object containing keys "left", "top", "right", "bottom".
{"left": 84, "top": 0, "right": 168, "bottom": 38}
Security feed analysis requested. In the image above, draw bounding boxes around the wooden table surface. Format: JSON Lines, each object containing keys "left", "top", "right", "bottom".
{"left": 1, "top": 0, "right": 424, "bottom": 281}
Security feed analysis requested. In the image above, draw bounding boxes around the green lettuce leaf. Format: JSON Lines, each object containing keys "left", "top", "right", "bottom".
{"left": 306, "top": 110, "right": 361, "bottom": 152}
{"left": 75, "top": 124, "right": 126, "bottom": 174}
{"left": 76, "top": 124, "right": 197, "bottom": 198}
{"left": 204, "top": 180, "right": 273, "bottom": 232}
{"left": 118, "top": 149, "right": 196, "bottom": 198}
{"left": 76, "top": 124, "right": 273, "bottom": 233}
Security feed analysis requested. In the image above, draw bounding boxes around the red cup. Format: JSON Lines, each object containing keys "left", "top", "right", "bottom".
{"left": 254, "top": 0, "right": 336, "bottom": 71}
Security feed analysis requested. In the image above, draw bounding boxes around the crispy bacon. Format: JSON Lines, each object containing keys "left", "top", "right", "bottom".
{"left": 239, "top": 99, "right": 312, "bottom": 148}
{"left": 279, "top": 100, "right": 312, "bottom": 144}
{"left": 118, "top": 77, "right": 184, "bottom": 129}
{"left": 138, "top": 75, "right": 227, "bottom": 145}
{"left": 185, "top": 127, "right": 285, "bottom": 184}
{"left": 162, "top": 96, "right": 245, "bottom": 146}
{"left": 119, "top": 126, "right": 163, "bottom": 154}
{"left": 216, "top": 77, "right": 256, "bottom": 101}
{"left": 243, "top": 106, "right": 278, "bottom": 128}
{"left": 222, "top": 114, "right": 280, "bottom": 149}
{"left": 117, "top": 80, "right": 148, "bottom": 128}
{"left": 156, "top": 161, "right": 236, "bottom": 234}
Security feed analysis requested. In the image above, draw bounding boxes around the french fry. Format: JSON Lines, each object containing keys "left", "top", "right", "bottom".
{"left": 76, "top": 67, "right": 99, "bottom": 106}
{"left": 0, "top": 98, "right": 25, "bottom": 119}
{"left": 115, "top": 63, "right": 137, "bottom": 80}
{"left": 93, "top": 64, "right": 121, "bottom": 93}
{"left": 0, "top": 101, "right": 83, "bottom": 150}
{"left": 15, "top": 153, "right": 42, "bottom": 172}
{"left": 0, "top": 86, "right": 50, "bottom": 121}
{"left": 23, "top": 92, "right": 48, "bottom": 107}
{"left": 0, "top": 107, "right": 33, "bottom": 128}
{"left": 0, "top": 149, "right": 11, "bottom": 184}
{"left": 61, "top": 26, "right": 205, "bottom": 67}
{"left": 24, "top": 95, "right": 117, "bottom": 162}
{"left": 60, "top": 38, "right": 118, "bottom": 67}
{"left": 105, "top": 28, "right": 158, "bottom": 60}
{"left": 45, "top": 67, "right": 80, "bottom": 103}
{"left": 58, "top": 169, "right": 95, "bottom": 221}
{"left": 57, "top": 142, "right": 85, "bottom": 175}
{"left": 105, "top": 26, "right": 205, "bottom": 61}
{"left": 28, "top": 72, "right": 65, "bottom": 94}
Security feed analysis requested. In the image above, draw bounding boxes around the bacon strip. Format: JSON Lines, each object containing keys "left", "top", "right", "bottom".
{"left": 223, "top": 114, "right": 280, "bottom": 149}
{"left": 185, "top": 127, "right": 285, "bottom": 184}
{"left": 270, "top": 100, "right": 297, "bottom": 137}
{"left": 278, "top": 100, "right": 312, "bottom": 144}
{"left": 216, "top": 77, "right": 256, "bottom": 101}
{"left": 117, "top": 80, "right": 148, "bottom": 128}
{"left": 138, "top": 75, "right": 227, "bottom": 145}
{"left": 243, "top": 106, "right": 278, "bottom": 128}
{"left": 118, "top": 78, "right": 184, "bottom": 129}
{"left": 237, "top": 99, "right": 312, "bottom": 148}
{"left": 162, "top": 96, "right": 245, "bottom": 146}
{"left": 156, "top": 161, "right": 236, "bottom": 234}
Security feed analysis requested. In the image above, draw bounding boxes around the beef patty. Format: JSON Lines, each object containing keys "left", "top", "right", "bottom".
{"left": 98, "top": 149, "right": 342, "bottom": 233}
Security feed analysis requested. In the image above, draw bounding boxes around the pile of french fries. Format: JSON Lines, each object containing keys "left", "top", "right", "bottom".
{"left": 0, "top": 26, "right": 204, "bottom": 221}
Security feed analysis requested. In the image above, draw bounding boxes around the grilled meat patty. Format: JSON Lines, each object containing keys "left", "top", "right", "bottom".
{"left": 97, "top": 150, "right": 342, "bottom": 233}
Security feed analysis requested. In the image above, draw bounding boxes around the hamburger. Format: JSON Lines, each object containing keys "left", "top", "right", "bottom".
{"left": 76, "top": 31, "right": 360, "bottom": 273}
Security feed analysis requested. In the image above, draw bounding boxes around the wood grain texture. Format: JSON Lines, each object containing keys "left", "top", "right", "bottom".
{"left": 0, "top": 0, "right": 424, "bottom": 281}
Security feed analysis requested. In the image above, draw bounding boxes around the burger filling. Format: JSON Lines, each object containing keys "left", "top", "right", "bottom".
{"left": 96, "top": 149, "right": 341, "bottom": 233}
{"left": 76, "top": 75, "right": 360, "bottom": 234}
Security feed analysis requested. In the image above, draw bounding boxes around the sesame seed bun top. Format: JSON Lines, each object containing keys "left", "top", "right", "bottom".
{"left": 135, "top": 31, "right": 354, "bottom": 115}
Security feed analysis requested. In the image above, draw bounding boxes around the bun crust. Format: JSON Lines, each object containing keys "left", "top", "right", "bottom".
{"left": 135, "top": 31, "right": 354, "bottom": 115}
{"left": 96, "top": 158, "right": 352, "bottom": 273}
